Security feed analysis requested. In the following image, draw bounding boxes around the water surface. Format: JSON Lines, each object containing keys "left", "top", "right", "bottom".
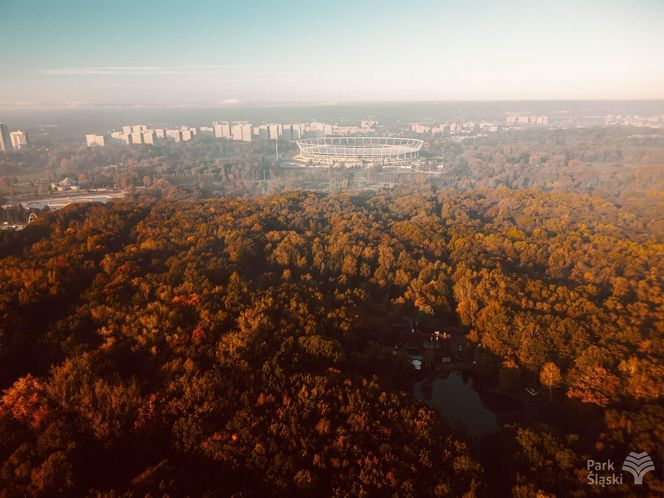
{"left": 414, "top": 371, "right": 498, "bottom": 438}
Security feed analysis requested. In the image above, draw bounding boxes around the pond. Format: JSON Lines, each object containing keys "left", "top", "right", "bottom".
{"left": 414, "top": 371, "right": 499, "bottom": 438}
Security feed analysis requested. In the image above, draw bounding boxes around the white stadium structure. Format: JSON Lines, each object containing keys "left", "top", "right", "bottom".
{"left": 295, "top": 137, "right": 423, "bottom": 166}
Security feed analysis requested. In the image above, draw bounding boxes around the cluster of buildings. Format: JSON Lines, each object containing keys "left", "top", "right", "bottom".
{"left": 408, "top": 114, "right": 550, "bottom": 136}
{"left": 86, "top": 120, "right": 378, "bottom": 147}
{"left": 212, "top": 121, "right": 253, "bottom": 141}
{"left": 209, "top": 119, "right": 381, "bottom": 142}
{"left": 0, "top": 123, "right": 30, "bottom": 151}
{"left": 212, "top": 120, "right": 377, "bottom": 142}
{"left": 505, "top": 113, "right": 549, "bottom": 126}
{"left": 86, "top": 124, "right": 199, "bottom": 147}
{"left": 603, "top": 114, "right": 664, "bottom": 128}
{"left": 410, "top": 121, "right": 499, "bottom": 135}
{"left": 392, "top": 317, "right": 461, "bottom": 370}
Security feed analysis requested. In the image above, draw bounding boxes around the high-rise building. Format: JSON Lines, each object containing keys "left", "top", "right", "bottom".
{"left": 256, "top": 125, "right": 269, "bottom": 140}
{"left": 0, "top": 124, "right": 11, "bottom": 152}
{"left": 231, "top": 122, "right": 252, "bottom": 142}
{"left": 267, "top": 123, "right": 281, "bottom": 140}
{"left": 308, "top": 121, "right": 330, "bottom": 137}
{"left": 411, "top": 123, "right": 431, "bottom": 134}
{"left": 333, "top": 125, "right": 361, "bottom": 136}
{"left": 181, "top": 128, "right": 194, "bottom": 142}
{"left": 213, "top": 121, "right": 232, "bottom": 139}
{"left": 10, "top": 130, "right": 29, "bottom": 149}
{"left": 166, "top": 129, "right": 182, "bottom": 142}
{"left": 111, "top": 131, "right": 131, "bottom": 144}
{"left": 478, "top": 122, "right": 499, "bottom": 133}
{"left": 280, "top": 125, "right": 293, "bottom": 141}
{"left": 290, "top": 124, "right": 305, "bottom": 140}
{"left": 85, "top": 134, "right": 106, "bottom": 146}
{"left": 142, "top": 130, "right": 157, "bottom": 145}
{"left": 121, "top": 124, "right": 148, "bottom": 135}
{"left": 130, "top": 132, "right": 144, "bottom": 145}
{"left": 255, "top": 123, "right": 283, "bottom": 140}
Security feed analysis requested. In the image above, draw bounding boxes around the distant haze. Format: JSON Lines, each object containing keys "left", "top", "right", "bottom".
{"left": 1, "top": 0, "right": 663, "bottom": 107}
{"left": 3, "top": 101, "right": 664, "bottom": 133}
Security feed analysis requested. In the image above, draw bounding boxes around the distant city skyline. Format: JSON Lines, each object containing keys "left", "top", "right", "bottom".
{"left": 1, "top": 0, "right": 663, "bottom": 108}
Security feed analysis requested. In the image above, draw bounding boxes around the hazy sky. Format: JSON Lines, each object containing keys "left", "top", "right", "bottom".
{"left": 1, "top": 0, "right": 663, "bottom": 107}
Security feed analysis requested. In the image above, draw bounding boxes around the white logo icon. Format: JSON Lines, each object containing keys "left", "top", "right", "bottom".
{"left": 622, "top": 452, "right": 655, "bottom": 485}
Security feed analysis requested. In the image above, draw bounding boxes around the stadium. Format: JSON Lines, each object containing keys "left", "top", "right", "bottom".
{"left": 295, "top": 137, "right": 423, "bottom": 167}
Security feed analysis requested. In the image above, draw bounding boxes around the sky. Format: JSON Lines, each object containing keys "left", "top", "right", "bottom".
{"left": 1, "top": 0, "right": 663, "bottom": 107}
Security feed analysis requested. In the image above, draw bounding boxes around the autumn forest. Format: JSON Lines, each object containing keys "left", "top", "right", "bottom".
{"left": 0, "top": 183, "right": 661, "bottom": 497}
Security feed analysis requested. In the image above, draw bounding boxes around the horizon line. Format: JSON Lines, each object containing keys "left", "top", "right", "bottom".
{"left": 2, "top": 97, "right": 664, "bottom": 111}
